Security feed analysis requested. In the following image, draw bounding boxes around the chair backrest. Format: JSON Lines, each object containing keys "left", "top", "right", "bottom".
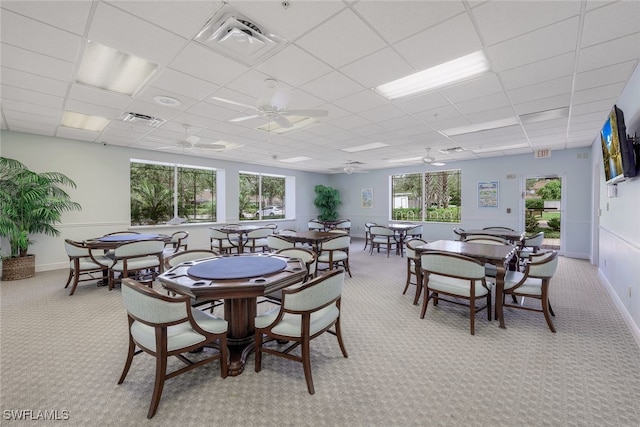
{"left": 483, "top": 226, "right": 515, "bottom": 231}
{"left": 328, "top": 229, "right": 348, "bottom": 234}
{"left": 165, "top": 231, "right": 189, "bottom": 254}
{"left": 246, "top": 227, "right": 275, "bottom": 239}
{"left": 334, "top": 220, "right": 351, "bottom": 230}
{"left": 308, "top": 220, "right": 325, "bottom": 230}
{"left": 406, "top": 225, "right": 423, "bottom": 237}
{"left": 526, "top": 250, "right": 558, "bottom": 278}
{"left": 420, "top": 252, "right": 486, "bottom": 280}
{"left": 464, "top": 235, "right": 510, "bottom": 245}
{"left": 282, "top": 269, "right": 344, "bottom": 312}
{"left": 64, "top": 239, "right": 90, "bottom": 258}
{"left": 523, "top": 231, "right": 545, "bottom": 248}
{"left": 264, "top": 223, "right": 278, "bottom": 230}
{"left": 453, "top": 227, "right": 465, "bottom": 239}
{"left": 370, "top": 225, "right": 395, "bottom": 237}
{"left": 121, "top": 278, "right": 191, "bottom": 325}
{"left": 104, "top": 231, "right": 140, "bottom": 236}
{"left": 320, "top": 234, "right": 350, "bottom": 251}
{"left": 405, "top": 238, "right": 427, "bottom": 259}
{"left": 210, "top": 227, "right": 231, "bottom": 239}
{"left": 268, "top": 234, "right": 295, "bottom": 251}
{"left": 114, "top": 239, "right": 165, "bottom": 258}
{"left": 164, "top": 249, "right": 218, "bottom": 269}
{"left": 275, "top": 247, "right": 317, "bottom": 278}
{"left": 278, "top": 229, "right": 297, "bottom": 236}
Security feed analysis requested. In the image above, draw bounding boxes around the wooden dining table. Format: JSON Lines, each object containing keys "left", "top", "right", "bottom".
{"left": 414, "top": 240, "right": 517, "bottom": 329}
{"left": 457, "top": 229, "right": 525, "bottom": 244}
{"left": 216, "top": 225, "right": 262, "bottom": 253}
{"left": 387, "top": 223, "right": 417, "bottom": 257}
{"left": 279, "top": 230, "right": 335, "bottom": 252}
{"left": 158, "top": 253, "right": 307, "bottom": 376}
{"left": 83, "top": 233, "right": 172, "bottom": 250}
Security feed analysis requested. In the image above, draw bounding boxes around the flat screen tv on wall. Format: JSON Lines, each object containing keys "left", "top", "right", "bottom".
{"left": 600, "top": 105, "right": 637, "bottom": 184}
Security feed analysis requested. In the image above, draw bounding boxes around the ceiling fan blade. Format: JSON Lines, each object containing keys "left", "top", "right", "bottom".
{"left": 273, "top": 115, "right": 293, "bottom": 128}
{"left": 211, "top": 96, "right": 257, "bottom": 110}
{"left": 185, "top": 135, "right": 200, "bottom": 144}
{"left": 270, "top": 89, "right": 291, "bottom": 110}
{"left": 230, "top": 114, "right": 261, "bottom": 122}
{"left": 283, "top": 109, "right": 328, "bottom": 117}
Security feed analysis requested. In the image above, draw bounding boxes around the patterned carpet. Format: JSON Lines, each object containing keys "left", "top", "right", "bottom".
{"left": 1, "top": 239, "right": 639, "bottom": 426}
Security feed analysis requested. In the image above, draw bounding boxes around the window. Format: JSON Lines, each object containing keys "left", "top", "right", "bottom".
{"left": 239, "top": 172, "right": 285, "bottom": 220}
{"left": 391, "top": 170, "right": 461, "bottom": 222}
{"left": 130, "top": 160, "right": 216, "bottom": 225}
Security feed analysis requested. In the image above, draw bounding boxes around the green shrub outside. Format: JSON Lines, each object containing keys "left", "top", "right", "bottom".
{"left": 547, "top": 217, "right": 560, "bottom": 231}
{"left": 526, "top": 199, "right": 544, "bottom": 209}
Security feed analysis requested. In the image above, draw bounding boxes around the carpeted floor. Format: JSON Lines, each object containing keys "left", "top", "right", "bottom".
{"left": 1, "top": 239, "right": 639, "bottom": 426}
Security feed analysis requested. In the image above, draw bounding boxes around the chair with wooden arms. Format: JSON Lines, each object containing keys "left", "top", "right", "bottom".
{"left": 262, "top": 247, "right": 318, "bottom": 305}
{"left": 463, "top": 235, "right": 514, "bottom": 280}
{"left": 209, "top": 227, "right": 235, "bottom": 254}
{"left": 164, "top": 249, "right": 222, "bottom": 312}
{"left": 483, "top": 226, "right": 515, "bottom": 231}
{"left": 254, "top": 269, "right": 347, "bottom": 395}
{"left": 334, "top": 219, "right": 351, "bottom": 235}
{"left": 403, "top": 238, "right": 427, "bottom": 297}
{"left": 453, "top": 227, "right": 465, "bottom": 240}
{"left": 63, "top": 239, "right": 109, "bottom": 295}
{"left": 502, "top": 251, "right": 559, "bottom": 332}
{"left": 118, "top": 278, "right": 228, "bottom": 418}
{"left": 316, "top": 234, "right": 352, "bottom": 277}
{"left": 420, "top": 252, "right": 492, "bottom": 335}
{"left": 517, "top": 231, "right": 545, "bottom": 269}
{"left": 244, "top": 227, "right": 275, "bottom": 253}
{"left": 308, "top": 219, "right": 325, "bottom": 231}
{"left": 369, "top": 225, "right": 399, "bottom": 257}
{"left": 362, "top": 222, "right": 377, "bottom": 251}
{"left": 94, "top": 239, "right": 165, "bottom": 290}
{"left": 267, "top": 234, "right": 296, "bottom": 252}
{"left": 161, "top": 231, "right": 189, "bottom": 258}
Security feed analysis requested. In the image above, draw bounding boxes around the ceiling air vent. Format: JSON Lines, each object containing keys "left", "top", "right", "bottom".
{"left": 118, "top": 112, "right": 165, "bottom": 127}
{"left": 194, "top": 11, "right": 286, "bottom": 65}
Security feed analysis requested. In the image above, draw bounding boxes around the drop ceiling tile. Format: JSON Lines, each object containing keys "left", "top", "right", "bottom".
{"left": 473, "top": 0, "right": 581, "bottom": 45}
{"left": 7, "top": 121, "right": 56, "bottom": 135}
{"left": 332, "top": 89, "right": 388, "bottom": 113}
{"left": 577, "top": 33, "right": 640, "bottom": 73}
{"left": 64, "top": 99, "right": 122, "bottom": 119}
{"left": 340, "top": 47, "right": 415, "bottom": 89}
{"left": 581, "top": 1, "right": 640, "bottom": 48}
{"left": 500, "top": 52, "right": 576, "bottom": 90}
{"left": 439, "top": 74, "right": 503, "bottom": 103}
{"left": 1, "top": 67, "right": 68, "bottom": 97}
{"left": 56, "top": 127, "right": 100, "bottom": 141}
{"left": 570, "top": 98, "right": 618, "bottom": 116}
{"left": 4, "top": 109, "right": 59, "bottom": 126}
{"left": 169, "top": 43, "right": 251, "bottom": 87}
{"left": 68, "top": 84, "right": 133, "bottom": 111}
{"left": 150, "top": 68, "right": 219, "bottom": 101}
{"left": 490, "top": 17, "right": 580, "bottom": 72}
{"left": 353, "top": 0, "right": 465, "bottom": 44}
{"left": 295, "top": 9, "right": 386, "bottom": 69}
{"left": 466, "top": 106, "right": 518, "bottom": 124}
{"left": 394, "top": 13, "right": 482, "bottom": 71}
{"left": 1, "top": 99, "right": 61, "bottom": 118}
{"left": 1, "top": 85, "right": 64, "bottom": 109}
{"left": 572, "top": 81, "right": 627, "bottom": 105}
{"left": 507, "top": 76, "right": 573, "bottom": 104}
{"left": 1, "top": 44, "right": 75, "bottom": 82}
{"left": 513, "top": 93, "right": 572, "bottom": 116}
{"left": 0, "top": 9, "right": 82, "bottom": 61}
{"left": 256, "top": 45, "right": 333, "bottom": 88}
{"left": 455, "top": 92, "right": 510, "bottom": 116}
{"left": 300, "top": 71, "right": 363, "bottom": 102}
{"left": 574, "top": 60, "right": 638, "bottom": 92}
{"left": 394, "top": 91, "right": 451, "bottom": 114}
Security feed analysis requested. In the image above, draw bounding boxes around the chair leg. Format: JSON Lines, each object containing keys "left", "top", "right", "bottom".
{"left": 118, "top": 334, "right": 137, "bottom": 385}
{"left": 301, "top": 334, "right": 314, "bottom": 395}
{"left": 542, "top": 298, "right": 556, "bottom": 333}
{"left": 402, "top": 263, "right": 411, "bottom": 295}
{"left": 68, "top": 268, "right": 81, "bottom": 296}
{"left": 334, "top": 318, "right": 348, "bottom": 358}
{"left": 148, "top": 349, "right": 168, "bottom": 419}
{"left": 64, "top": 269, "right": 73, "bottom": 288}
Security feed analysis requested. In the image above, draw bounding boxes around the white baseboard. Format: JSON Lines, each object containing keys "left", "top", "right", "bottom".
{"left": 599, "top": 269, "right": 640, "bottom": 349}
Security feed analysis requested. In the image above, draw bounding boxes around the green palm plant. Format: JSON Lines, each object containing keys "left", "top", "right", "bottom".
{"left": 0, "top": 157, "right": 81, "bottom": 258}
{"left": 313, "top": 185, "right": 341, "bottom": 222}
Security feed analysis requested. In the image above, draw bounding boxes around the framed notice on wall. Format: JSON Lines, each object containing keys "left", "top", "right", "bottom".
{"left": 478, "top": 181, "right": 499, "bottom": 208}
{"left": 361, "top": 188, "right": 373, "bottom": 208}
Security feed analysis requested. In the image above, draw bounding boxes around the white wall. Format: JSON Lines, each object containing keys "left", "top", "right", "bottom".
{"left": 595, "top": 63, "right": 640, "bottom": 341}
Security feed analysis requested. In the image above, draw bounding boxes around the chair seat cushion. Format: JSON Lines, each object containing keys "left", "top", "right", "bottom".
{"left": 248, "top": 238, "right": 269, "bottom": 248}
{"left": 317, "top": 251, "right": 348, "bottom": 262}
{"left": 131, "top": 309, "right": 227, "bottom": 352}
{"left": 504, "top": 271, "right": 543, "bottom": 295}
{"left": 76, "top": 259, "right": 105, "bottom": 270}
{"left": 426, "top": 274, "right": 489, "bottom": 297}
{"left": 372, "top": 237, "right": 395, "bottom": 244}
{"left": 255, "top": 304, "right": 339, "bottom": 337}
{"left": 112, "top": 256, "right": 160, "bottom": 271}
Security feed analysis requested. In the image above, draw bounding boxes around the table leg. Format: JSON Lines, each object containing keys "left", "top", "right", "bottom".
{"left": 494, "top": 264, "right": 506, "bottom": 329}
{"left": 223, "top": 297, "right": 257, "bottom": 376}
{"left": 412, "top": 257, "right": 422, "bottom": 306}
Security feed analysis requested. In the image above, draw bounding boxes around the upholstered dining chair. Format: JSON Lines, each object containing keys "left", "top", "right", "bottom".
{"left": 483, "top": 226, "right": 516, "bottom": 231}
{"left": 420, "top": 252, "right": 492, "bottom": 335}
{"left": 502, "top": 251, "right": 559, "bottom": 332}
{"left": 453, "top": 227, "right": 465, "bottom": 240}
{"left": 118, "top": 278, "right": 228, "bottom": 419}
{"left": 369, "top": 225, "right": 399, "bottom": 257}
{"left": 267, "top": 234, "right": 296, "bottom": 252}
{"left": 316, "top": 234, "right": 352, "bottom": 277}
{"left": 262, "top": 248, "right": 318, "bottom": 305}
{"left": 92, "top": 239, "right": 165, "bottom": 290}
{"left": 363, "top": 222, "right": 377, "bottom": 251}
{"left": 254, "top": 269, "right": 347, "bottom": 395}
{"left": 161, "top": 230, "right": 189, "bottom": 258}
{"left": 334, "top": 219, "right": 351, "bottom": 234}
{"left": 403, "top": 238, "right": 427, "bottom": 298}
{"left": 308, "top": 219, "right": 325, "bottom": 231}
{"left": 463, "top": 235, "right": 513, "bottom": 279}
{"left": 518, "top": 231, "right": 545, "bottom": 268}
{"left": 163, "top": 249, "right": 222, "bottom": 312}
{"left": 63, "top": 239, "right": 110, "bottom": 295}
{"left": 209, "top": 227, "right": 235, "bottom": 254}
{"left": 244, "top": 227, "right": 275, "bottom": 253}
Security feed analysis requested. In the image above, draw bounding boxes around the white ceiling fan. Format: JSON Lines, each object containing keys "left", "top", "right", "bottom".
{"left": 157, "top": 125, "right": 227, "bottom": 151}
{"left": 331, "top": 160, "right": 369, "bottom": 174}
{"left": 422, "top": 148, "right": 446, "bottom": 166}
{"left": 212, "top": 78, "right": 328, "bottom": 128}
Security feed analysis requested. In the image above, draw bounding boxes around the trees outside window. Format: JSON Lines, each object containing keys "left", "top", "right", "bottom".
{"left": 130, "top": 161, "right": 216, "bottom": 225}
{"left": 391, "top": 170, "right": 461, "bottom": 222}
{"left": 239, "top": 172, "right": 285, "bottom": 220}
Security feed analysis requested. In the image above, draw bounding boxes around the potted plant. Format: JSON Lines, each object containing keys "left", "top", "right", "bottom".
{"left": 0, "top": 157, "right": 81, "bottom": 280}
{"left": 313, "top": 185, "right": 341, "bottom": 222}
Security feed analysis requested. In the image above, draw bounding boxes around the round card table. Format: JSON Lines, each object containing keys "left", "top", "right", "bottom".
{"left": 158, "top": 253, "right": 307, "bottom": 376}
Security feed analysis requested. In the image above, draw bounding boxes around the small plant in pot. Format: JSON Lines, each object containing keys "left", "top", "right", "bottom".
{"left": 0, "top": 157, "right": 81, "bottom": 280}
{"left": 313, "top": 185, "right": 341, "bottom": 222}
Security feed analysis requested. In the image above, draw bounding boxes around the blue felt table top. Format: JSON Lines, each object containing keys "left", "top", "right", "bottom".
{"left": 187, "top": 256, "right": 287, "bottom": 280}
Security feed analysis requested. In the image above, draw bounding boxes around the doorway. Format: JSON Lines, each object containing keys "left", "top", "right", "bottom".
{"left": 521, "top": 175, "right": 563, "bottom": 251}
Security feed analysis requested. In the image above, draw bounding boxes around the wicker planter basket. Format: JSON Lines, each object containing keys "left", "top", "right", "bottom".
{"left": 2, "top": 255, "right": 35, "bottom": 281}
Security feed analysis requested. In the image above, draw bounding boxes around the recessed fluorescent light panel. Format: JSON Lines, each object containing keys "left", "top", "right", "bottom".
{"left": 375, "top": 51, "right": 490, "bottom": 100}
{"left": 77, "top": 41, "right": 159, "bottom": 96}
{"left": 387, "top": 156, "right": 423, "bottom": 163}
{"left": 61, "top": 111, "right": 110, "bottom": 132}
{"left": 280, "top": 156, "right": 312, "bottom": 163}
{"left": 341, "top": 142, "right": 390, "bottom": 153}
{"left": 519, "top": 107, "right": 569, "bottom": 124}
{"left": 441, "top": 117, "right": 519, "bottom": 137}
